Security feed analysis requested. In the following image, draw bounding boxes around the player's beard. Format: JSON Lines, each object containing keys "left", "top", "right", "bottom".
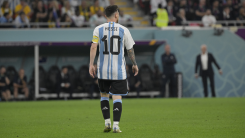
{"left": 116, "top": 18, "right": 118, "bottom": 23}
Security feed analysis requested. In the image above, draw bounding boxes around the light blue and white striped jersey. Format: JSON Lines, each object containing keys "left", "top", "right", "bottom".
{"left": 92, "top": 22, "right": 135, "bottom": 80}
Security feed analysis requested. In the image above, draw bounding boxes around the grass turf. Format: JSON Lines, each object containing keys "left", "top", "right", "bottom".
{"left": 0, "top": 98, "right": 244, "bottom": 138}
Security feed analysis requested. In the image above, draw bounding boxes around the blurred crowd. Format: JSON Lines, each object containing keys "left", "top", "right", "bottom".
{"left": 0, "top": 0, "right": 133, "bottom": 28}
{"left": 136, "top": 0, "right": 245, "bottom": 27}
{"left": 0, "top": 0, "right": 244, "bottom": 28}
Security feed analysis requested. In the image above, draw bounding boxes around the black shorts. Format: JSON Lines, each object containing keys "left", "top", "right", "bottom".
{"left": 0, "top": 86, "right": 7, "bottom": 93}
{"left": 98, "top": 79, "right": 128, "bottom": 96}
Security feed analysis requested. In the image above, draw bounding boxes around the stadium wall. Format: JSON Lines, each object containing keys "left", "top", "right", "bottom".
{"left": 154, "top": 30, "right": 245, "bottom": 97}
{"left": 0, "top": 29, "right": 244, "bottom": 97}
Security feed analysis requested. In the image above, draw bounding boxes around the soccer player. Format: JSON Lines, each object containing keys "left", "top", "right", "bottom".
{"left": 89, "top": 5, "right": 138, "bottom": 133}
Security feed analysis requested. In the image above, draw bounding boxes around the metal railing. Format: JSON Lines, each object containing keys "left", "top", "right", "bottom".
{"left": 0, "top": 21, "right": 137, "bottom": 28}
{"left": 182, "top": 20, "right": 245, "bottom": 27}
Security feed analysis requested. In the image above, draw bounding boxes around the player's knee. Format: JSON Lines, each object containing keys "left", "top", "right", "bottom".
{"left": 100, "top": 92, "right": 109, "bottom": 98}
{"left": 112, "top": 95, "right": 122, "bottom": 101}
{"left": 113, "top": 99, "right": 122, "bottom": 104}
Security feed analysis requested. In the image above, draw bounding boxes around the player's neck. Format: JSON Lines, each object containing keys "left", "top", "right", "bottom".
{"left": 107, "top": 19, "right": 117, "bottom": 23}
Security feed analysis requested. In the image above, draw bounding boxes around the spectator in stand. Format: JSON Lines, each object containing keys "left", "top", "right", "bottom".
{"left": 0, "top": 0, "right": 20, "bottom": 14}
{"left": 175, "top": 8, "right": 187, "bottom": 25}
{"left": 47, "top": 0, "right": 61, "bottom": 27}
{"left": 202, "top": 9, "right": 216, "bottom": 27}
{"left": 47, "top": 11, "right": 56, "bottom": 28}
{"left": 99, "top": 0, "right": 110, "bottom": 8}
{"left": 155, "top": 4, "right": 169, "bottom": 27}
{"left": 15, "top": 0, "right": 32, "bottom": 18}
{"left": 142, "top": 0, "right": 150, "bottom": 18}
{"left": 77, "top": 0, "right": 90, "bottom": 22}
{"left": 56, "top": 66, "right": 72, "bottom": 99}
{"left": 126, "top": 65, "right": 141, "bottom": 98}
{"left": 61, "top": 0, "right": 75, "bottom": 18}
{"left": 0, "top": 66, "right": 11, "bottom": 101}
{"left": 230, "top": 0, "right": 241, "bottom": 17}
{"left": 178, "top": 0, "right": 193, "bottom": 20}
{"left": 109, "top": 0, "right": 115, "bottom": 5}
{"left": 90, "top": 0, "right": 104, "bottom": 15}
{"left": 30, "top": 0, "right": 39, "bottom": 10}
{"left": 119, "top": 9, "right": 133, "bottom": 27}
{"left": 89, "top": 9, "right": 106, "bottom": 27}
{"left": 72, "top": 10, "right": 85, "bottom": 27}
{"left": 60, "top": 13, "right": 72, "bottom": 27}
{"left": 221, "top": 6, "right": 234, "bottom": 26}
{"left": 133, "top": 0, "right": 139, "bottom": 9}
{"left": 150, "top": 0, "right": 167, "bottom": 26}
{"left": 211, "top": 0, "right": 222, "bottom": 20}
{"left": 165, "top": 0, "right": 176, "bottom": 25}
{"left": 241, "top": 1, "right": 245, "bottom": 9}
{"left": 237, "top": 8, "right": 245, "bottom": 26}
{"left": 195, "top": 0, "right": 207, "bottom": 20}
{"left": 69, "top": 0, "right": 80, "bottom": 9}
{"left": 31, "top": 0, "right": 47, "bottom": 24}
{"left": 186, "top": 0, "right": 195, "bottom": 20}
{"left": 225, "top": 0, "right": 236, "bottom": 17}
{"left": 0, "top": 12, "right": 12, "bottom": 24}
{"left": 0, "top": 1, "right": 12, "bottom": 17}
{"left": 14, "top": 11, "right": 30, "bottom": 28}
{"left": 13, "top": 69, "right": 29, "bottom": 100}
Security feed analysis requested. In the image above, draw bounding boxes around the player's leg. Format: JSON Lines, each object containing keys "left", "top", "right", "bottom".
{"left": 112, "top": 95, "right": 122, "bottom": 133}
{"left": 208, "top": 74, "right": 216, "bottom": 97}
{"left": 23, "top": 87, "right": 29, "bottom": 99}
{"left": 98, "top": 80, "right": 112, "bottom": 132}
{"left": 6, "top": 89, "right": 11, "bottom": 101}
{"left": 100, "top": 92, "right": 111, "bottom": 132}
{"left": 1, "top": 91, "right": 7, "bottom": 101}
{"left": 201, "top": 74, "right": 208, "bottom": 97}
{"left": 13, "top": 87, "right": 18, "bottom": 99}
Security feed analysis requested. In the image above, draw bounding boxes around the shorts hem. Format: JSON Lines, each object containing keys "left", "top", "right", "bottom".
{"left": 109, "top": 92, "right": 128, "bottom": 96}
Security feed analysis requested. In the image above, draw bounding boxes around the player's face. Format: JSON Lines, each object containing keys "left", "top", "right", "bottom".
{"left": 0, "top": 68, "right": 6, "bottom": 74}
{"left": 19, "top": 69, "right": 25, "bottom": 76}
{"left": 165, "top": 45, "right": 171, "bottom": 53}
{"left": 201, "top": 46, "right": 207, "bottom": 53}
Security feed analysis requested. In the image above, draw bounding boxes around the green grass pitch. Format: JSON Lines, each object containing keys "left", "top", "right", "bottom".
{"left": 0, "top": 98, "right": 244, "bottom": 138}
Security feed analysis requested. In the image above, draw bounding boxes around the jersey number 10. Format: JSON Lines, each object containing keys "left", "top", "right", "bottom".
{"left": 102, "top": 35, "right": 121, "bottom": 55}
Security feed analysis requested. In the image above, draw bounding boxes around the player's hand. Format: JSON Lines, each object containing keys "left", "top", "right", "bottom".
{"left": 219, "top": 70, "right": 223, "bottom": 75}
{"left": 132, "top": 65, "right": 138, "bottom": 76}
{"left": 89, "top": 65, "right": 96, "bottom": 78}
{"left": 195, "top": 74, "right": 199, "bottom": 79}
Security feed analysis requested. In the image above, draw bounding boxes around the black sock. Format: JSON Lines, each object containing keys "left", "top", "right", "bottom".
{"left": 113, "top": 99, "right": 122, "bottom": 122}
{"left": 100, "top": 97, "right": 110, "bottom": 120}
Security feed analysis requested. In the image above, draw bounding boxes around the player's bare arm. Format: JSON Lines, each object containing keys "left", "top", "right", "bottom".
{"left": 89, "top": 43, "right": 98, "bottom": 78}
{"left": 127, "top": 48, "right": 138, "bottom": 76}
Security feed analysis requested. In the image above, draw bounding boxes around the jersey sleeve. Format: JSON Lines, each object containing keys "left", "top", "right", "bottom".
{"left": 124, "top": 28, "right": 135, "bottom": 50}
{"left": 92, "top": 27, "right": 99, "bottom": 43}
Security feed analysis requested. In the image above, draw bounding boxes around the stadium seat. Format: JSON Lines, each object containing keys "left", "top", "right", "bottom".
{"left": 77, "top": 65, "right": 93, "bottom": 92}
{"left": 66, "top": 65, "right": 78, "bottom": 92}
{"left": 47, "top": 65, "right": 60, "bottom": 93}
{"left": 29, "top": 66, "right": 49, "bottom": 94}
{"left": 139, "top": 64, "right": 154, "bottom": 91}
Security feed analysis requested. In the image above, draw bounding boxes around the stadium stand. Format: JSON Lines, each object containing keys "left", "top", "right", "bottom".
{"left": 0, "top": 0, "right": 244, "bottom": 28}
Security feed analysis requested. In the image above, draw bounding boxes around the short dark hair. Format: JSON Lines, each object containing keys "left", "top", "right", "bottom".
{"left": 62, "top": 66, "right": 67, "bottom": 70}
{"left": 19, "top": 11, "right": 25, "bottom": 16}
{"left": 104, "top": 5, "right": 118, "bottom": 17}
{"left": 3, "top": 12, "right": 9, "bottom": 17}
